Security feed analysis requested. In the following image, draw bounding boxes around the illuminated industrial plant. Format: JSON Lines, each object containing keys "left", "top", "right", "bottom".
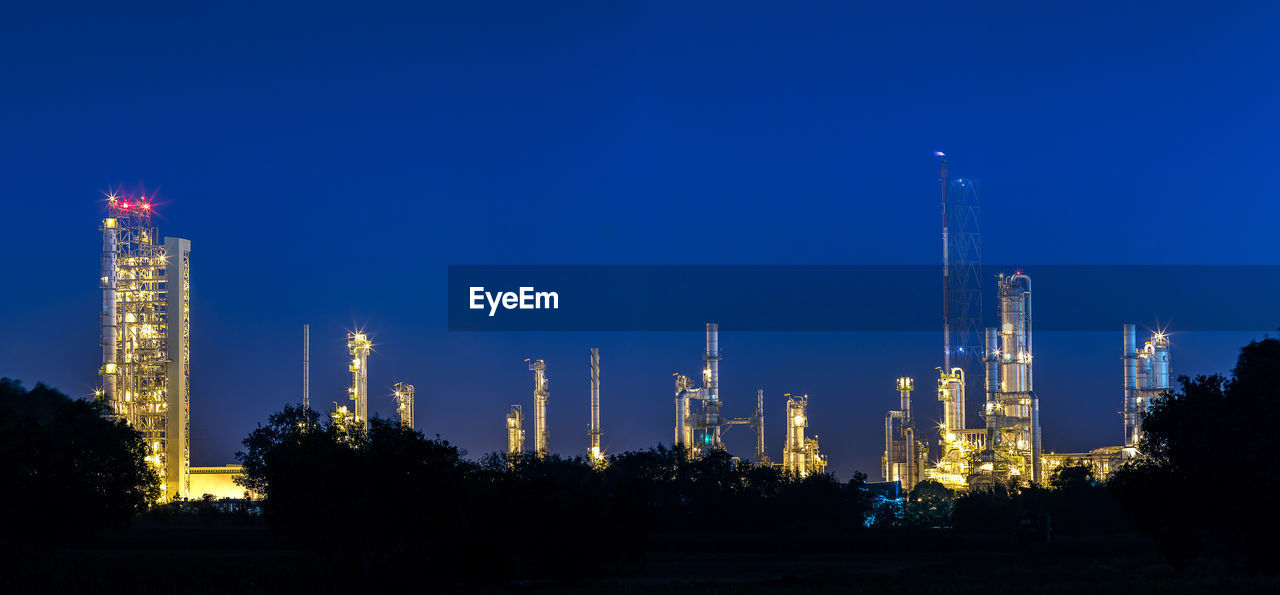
{"left": 1123, "top": 325, "right": 1170, "bottom": 448}
{"left": 98, "top": 192, "right": 191, "bottom": 500}
{"left": 394, "top": 381, "right": 415, "bottom": 429}
{"left": 506, "top": 404, "right": 525, "bottom": 454}
{"left": 348, "top": 332, "right": 372, "bottom": 430}
{"left": 93, "top": 174, "right": 1181, "bottom": 499}
{"left": 673, "top": 324, "right": 767, "bottom": 463}
{"left": 972, "top": 272, "right": 1042, "bottom": 487}
{"left": 889, "top": 268, "right": 1177, "bottom": 489}
{"left": 781, "top": 394, "right": 826, "bottom": 477}
{"left": 883, "top": 155, "right": 1178, "bottom": 491}
{"left": 883, "top": 378, "right": 927, "bottom": 491}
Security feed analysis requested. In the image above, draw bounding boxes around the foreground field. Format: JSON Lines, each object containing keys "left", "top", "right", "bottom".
{"left": 4, "top": 521, "right": 1275, "bottom": 594}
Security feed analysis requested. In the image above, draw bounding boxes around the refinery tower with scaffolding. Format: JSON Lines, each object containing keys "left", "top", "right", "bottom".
{"left": 674, "top": 324, "right": 764, "bottom": 462}
{"left": 98, "top": 192, "right": 191, "bottom": 501}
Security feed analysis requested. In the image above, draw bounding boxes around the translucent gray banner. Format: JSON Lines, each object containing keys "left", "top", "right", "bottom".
{"left": 447, "top": 265, "right": 1280, "bottom": 331}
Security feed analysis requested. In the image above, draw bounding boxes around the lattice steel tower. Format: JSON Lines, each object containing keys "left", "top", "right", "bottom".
{"left": 938, "top": 152, "right": 983, "bottom": 384}
{"left": 98, "top": 192, "right": 190, "bottom": 501}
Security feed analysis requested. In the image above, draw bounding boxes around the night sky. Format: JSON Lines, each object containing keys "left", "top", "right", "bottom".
{"left": 2, "top": 2, "right": 1277, "bottom": 478}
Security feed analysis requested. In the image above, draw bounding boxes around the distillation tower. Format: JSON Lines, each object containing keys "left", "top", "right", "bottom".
{"left": 506, "top": 405, "right": 525, "bottom": 454}
{"left": 926, "top": 365, "right": 985, "bottom": 490}
{"left": 528, "top": 359, "right": 550, "bottom": 458}
{"left": 588, "top": 348, "right": 603, "bottom": 463}
{"left": 1038, "top": 324, "right": 1172, "bottom": 478}
{"left": 1123, "top": 325, "right": 1171, "bottom": 448}
{"left": 884, "top": 378, "right": 928, "bottom": 491}
{"left": 781, "top": 394, "right": 826, "bottom": 477}
{"left": 98, "top": 193, "right": 191, "bottom": 501}
{"left": 333, "top": 332, "right": 372, "bottom": 432}
{"left": 673, "top": 324, "right": 766, "bottom": 462}
{"left": 973, "top": 273, "right": 1041, "bottom": 487}
{"left": 394, "top": 381, "right": 414, "bottom": 429}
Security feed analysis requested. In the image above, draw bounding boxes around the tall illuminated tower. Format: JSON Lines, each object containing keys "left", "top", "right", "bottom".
{"left": 506, "top": 405, "right": 525, "bottom": 454}
{"left": 347, "top": 332, "right": 372, "bottom": 431}
{"left": 394, "top": 381, "right": 414, "bottom": 429}
{"left": 976, "top": 272, "right": 1041, "bottom": 486}
{"left": 528, "top": 359, "right": 549, "bottom": 458}
{"left": 99, "top": 193, "right": 190, "bottom": 501}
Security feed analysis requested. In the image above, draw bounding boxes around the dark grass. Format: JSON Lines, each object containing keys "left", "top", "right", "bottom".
{"left": 4, "top": 523, "right": 1275, "bottom": 594}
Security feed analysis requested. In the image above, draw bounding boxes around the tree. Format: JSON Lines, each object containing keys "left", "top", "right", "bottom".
{"left": 903, "top": 480, "right": 954, "bottom": 527}
{"left": 1109, "top": 337, "right": 1280, "bottom": 569}
{"left": 0, "top": 378, "right": 159, "bottom": 543}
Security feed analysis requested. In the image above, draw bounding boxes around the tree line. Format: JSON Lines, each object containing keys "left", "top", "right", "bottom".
{"left": 4, "top": 335, "right": 1279, "bottom": 583}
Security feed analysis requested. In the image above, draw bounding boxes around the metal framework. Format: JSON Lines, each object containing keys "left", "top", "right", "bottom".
{"left": 938, "top": 153, "right": 984, "bottom": 413}
{"left": 347, "top": 332, "right": 371, "bottom": 431}
{"left": 927, "top": 367, "right": 982, "bottom": 490}
{"left": 394, "top": 381, "right": 414, "bottom": 429}
{"left": 1029, "top": 326, "right": 1173, "bottom": 481}
{"left": 528, "top": 359, "right": 549, "bottom": 458}
{"left": 588, "top": 348, "right": 602, "bottom": 463}
{"left": 672, "top": 323, "right": 767, "bottom": 463}
{"left": 1123, "top": 324, "right": 1171, "bottom": 448}
{"left": 781, "top": 394, "right": 826, "bottom": 477}
{"left": 98, "top": 193, "right": 190, "bottom": 501}
{"left": 973, "top": 273, "right": 1041, "bottom": 487}
{"left": 884, "top": 378, "right": 927, "bottom": 491}
{"left": 506, "top": 404, "right": 525, "bottom": 454}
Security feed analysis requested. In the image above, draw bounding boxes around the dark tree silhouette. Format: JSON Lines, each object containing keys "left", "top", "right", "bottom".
{"left": 903, "top": 479, "right": 954, "bottom": 527}
{"left": 1110, "top": 337, "right": 1280, "bottom": 569}
{"left": 0, "top": 378, "right": 159, "bottom": 544}
{"left": 235, "top": 408, "right": 876, "bottom": 587}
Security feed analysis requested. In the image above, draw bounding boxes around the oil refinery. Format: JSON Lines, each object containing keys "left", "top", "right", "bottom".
{"left": 880, "top": 155, "right": 1175, "bottom": 492}
{"left": 98, "top": 193, "right": 191, "bottom": 500}
{"left": 96, "top": 192, "right": 424, "bottom": 500}
{"left": 94, "top": 154, "right": 1181, "bottom": 502}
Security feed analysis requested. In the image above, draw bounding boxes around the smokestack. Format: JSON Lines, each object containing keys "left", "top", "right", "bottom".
{"left": 303, "top": 324, "right": 310, "bottom": 411}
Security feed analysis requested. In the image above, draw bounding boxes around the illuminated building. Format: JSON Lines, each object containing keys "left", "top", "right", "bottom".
{"left": 98, "top": 193, "right": 191, "bottom": 501}
{"left": 781, "top": 393, "right": 826, "bottom": 477}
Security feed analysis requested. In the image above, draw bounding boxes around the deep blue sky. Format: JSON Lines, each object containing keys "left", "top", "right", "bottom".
{"left": 2, "top": 2, "right": 1277, "bottom": 477}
